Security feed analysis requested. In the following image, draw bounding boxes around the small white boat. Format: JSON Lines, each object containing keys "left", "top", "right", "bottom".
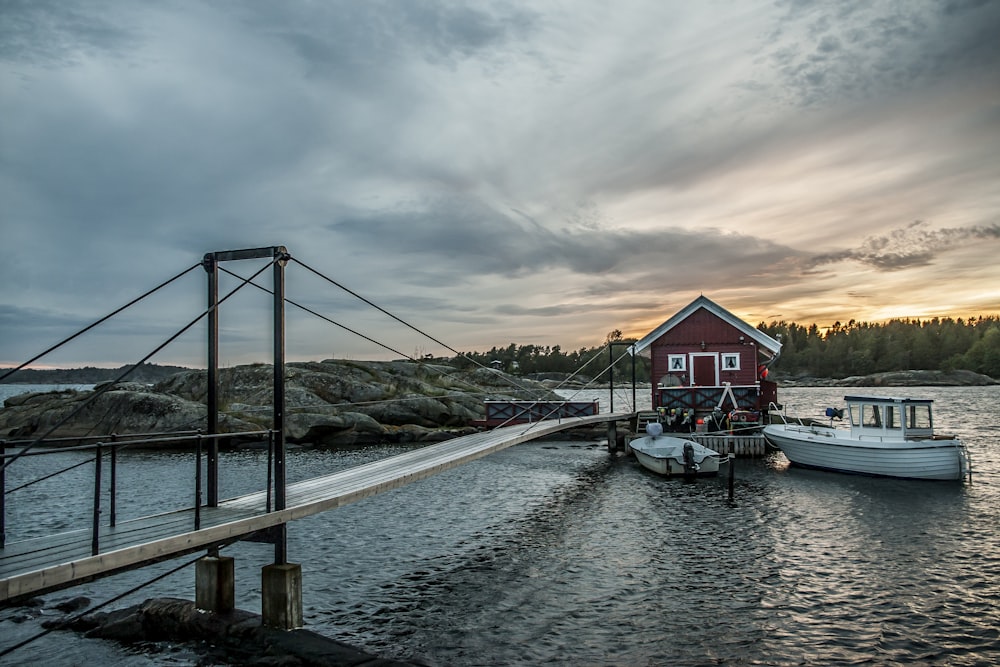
{"left": 763, "top": 395, "right": 971, "bottom": 481}
{"left": 629, "top": 422, "right": 722, "bottom": 478}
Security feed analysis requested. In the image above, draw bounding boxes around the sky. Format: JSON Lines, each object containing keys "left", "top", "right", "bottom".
{"left": 2, "top": 0, "right": 999, "bottom": 369}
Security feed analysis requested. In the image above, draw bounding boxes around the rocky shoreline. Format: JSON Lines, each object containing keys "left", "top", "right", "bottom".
{"left": 0, "top": 359, "right": 568, "bottom": 446}
{"left": 2, "top": 364, "right": 994, "bottom": 446}
{"left": 27, "top": 596, "right": 426, "bottom": 666}
{"left": 773, "top": 369, "right": 997, "bottom": 387}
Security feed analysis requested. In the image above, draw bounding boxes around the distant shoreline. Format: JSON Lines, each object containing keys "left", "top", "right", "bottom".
{"left": 2, "top": 365, "right": 995, "bottom": 387}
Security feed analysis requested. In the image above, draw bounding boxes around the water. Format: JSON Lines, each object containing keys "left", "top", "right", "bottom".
{"left": 0, "top": 384, "right": 95, "bottom": 403}
{"left": 1, "top": 385, "right": 998, "bottom": 665}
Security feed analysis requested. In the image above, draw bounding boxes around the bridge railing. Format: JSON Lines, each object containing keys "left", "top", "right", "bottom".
{"left": 479, "top": 400, "right": 601, "bottom": 427}
{"left": 1, "top": 430, "right": 271, "bottom": 552}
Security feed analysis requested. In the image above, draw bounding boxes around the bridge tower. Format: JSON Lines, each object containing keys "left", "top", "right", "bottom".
{"left": 200, "top": 246, "right": 301, "bottom": 629}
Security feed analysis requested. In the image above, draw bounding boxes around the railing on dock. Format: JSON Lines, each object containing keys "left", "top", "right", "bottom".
{"left": 633, "top": 410, "right": 770, "bottom": 456}
{"left": 480, "top": 400, "right": 600, "bottom": 427}
{"left": 682, "top": 434, "right": 768, "bottom": 457}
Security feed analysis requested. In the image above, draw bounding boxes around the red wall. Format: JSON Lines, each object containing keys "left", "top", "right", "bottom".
{"left": 649, "top": 309, "right": 760, "bottom": 387}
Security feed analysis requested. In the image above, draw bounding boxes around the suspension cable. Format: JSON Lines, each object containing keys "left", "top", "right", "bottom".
{"left": 501, "top": 343, "right": 633, "bottom": 433}
{"left": 218, "top": 266, "right": 535, "bottom": 407}
{"left": 0, "top": 544, "right": 234, "bottom": 659}
{"left": 218, "top": 265, "right": 411, "bottom": 359}
{"left": 2, "top": 257, "right": 280, "bottom": 472}
{"left": 288, "top": 256, "right": 555, "bottom": 401}
{"left": 3, "top": 455, "right": 94, "bottom": 495}
{"left": 0, "top": 262, "right": 203, "bottom": 383}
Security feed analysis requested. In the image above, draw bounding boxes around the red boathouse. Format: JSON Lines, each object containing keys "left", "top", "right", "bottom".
{"left": 631, "top": 295, "right": 782, "bottom": 423}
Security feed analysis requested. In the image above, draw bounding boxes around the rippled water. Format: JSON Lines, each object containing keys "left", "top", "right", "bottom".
{"left": 1, "top": 385, "right": 998, "bottom": 665}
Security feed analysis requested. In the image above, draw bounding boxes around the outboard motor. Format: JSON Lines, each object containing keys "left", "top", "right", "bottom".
{"left": 682, "top": 442, "right": 700, "bottom": 480}
{"left": 825, "top": 407, "right": 844, "bottom": 425}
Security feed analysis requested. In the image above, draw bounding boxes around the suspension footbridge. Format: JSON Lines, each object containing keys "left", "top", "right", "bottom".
{"left": 1, "top": 246, "right": 639, "bottom": 634}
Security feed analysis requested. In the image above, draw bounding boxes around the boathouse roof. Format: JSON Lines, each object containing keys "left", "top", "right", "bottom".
{"left": 630, "top": 295, "right": 782, "bottom": 357}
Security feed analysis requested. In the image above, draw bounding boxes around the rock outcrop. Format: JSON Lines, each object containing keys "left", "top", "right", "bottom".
{"left": 775, "top": 369, "right": 997, "bottom": 387}
{"left": 1, "top": 360, "right": 562, "bottom": 447}
{"left": 51, "top": 597, "right": 426, "bottom": 666}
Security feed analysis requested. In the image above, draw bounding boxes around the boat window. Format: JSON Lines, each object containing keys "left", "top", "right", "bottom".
{"left": 907, "top": 404, "right": 932, "bottom": 429}
{"left": 863, "top": 404, "right": 882, "bottom": 428}
{"left": 885, "top": 405, "right": 900, "bottom": 429}
{"left": 849, "top": 404, "right": 861, "bottom": 427}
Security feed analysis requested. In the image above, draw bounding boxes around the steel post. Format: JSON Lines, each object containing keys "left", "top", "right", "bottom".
{"left": 203, "top": 254, "right": 220, "bottom": 507}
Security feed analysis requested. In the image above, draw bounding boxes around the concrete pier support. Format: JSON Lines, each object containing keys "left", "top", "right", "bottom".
{"left": 262, "top": 563, "right": 303, "bottom": 630}
{"left": 195, "top": 555, "right": 235, "bottom": 612}
{"left": 607, "top": 420, "right": 618, "bottom": 452}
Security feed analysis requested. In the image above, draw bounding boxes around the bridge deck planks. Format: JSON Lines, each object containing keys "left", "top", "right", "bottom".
{"left": 1, "top": 412, "right": 632, "bottom": 603}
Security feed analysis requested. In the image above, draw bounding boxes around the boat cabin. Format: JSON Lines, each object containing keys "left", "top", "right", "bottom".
{"left": 631, "top": 296, "right": 782, "bottom": 424}
{"left": 844, "top": 396, "right": 937, "bottom": 440}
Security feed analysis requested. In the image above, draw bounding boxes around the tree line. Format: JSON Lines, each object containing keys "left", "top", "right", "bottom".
{"left": 453, "top": 317, "right": 1000, "bottom": 380}
{"left": 757, "top": 315, "right": 1000, "bottom": 379}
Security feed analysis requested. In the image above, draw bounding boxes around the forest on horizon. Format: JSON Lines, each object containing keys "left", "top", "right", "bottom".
{"left": 452, "top": 315, "right": 1000, "bottom": 380}
{"left": 4, "top": 316, "right": 999, "bottom": 384}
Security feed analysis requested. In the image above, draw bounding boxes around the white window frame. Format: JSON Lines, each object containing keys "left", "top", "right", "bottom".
{"left": 721, "top": 353, "right": 741, "bottom": 371}
{"left": 668, "top": 354, "right": 687, "bottom": 372}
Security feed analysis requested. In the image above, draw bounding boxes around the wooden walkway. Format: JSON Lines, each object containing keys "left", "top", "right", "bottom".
{"left": 0, "top": 412, "right": 633, "bottom": 604}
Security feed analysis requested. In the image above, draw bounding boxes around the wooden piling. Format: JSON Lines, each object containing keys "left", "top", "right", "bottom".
{"left": 727, "top": 453, "right": 735, "bottom": 502}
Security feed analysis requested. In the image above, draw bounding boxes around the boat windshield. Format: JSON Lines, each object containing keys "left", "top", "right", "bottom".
{"left": 862, "top": 404, "right": 882, "bottom": 428}
{"left": 886, "top": 405, "right": 900, "bottom": 429}
{"left": 907, "top": 404, "right": 932, "bottom": 429}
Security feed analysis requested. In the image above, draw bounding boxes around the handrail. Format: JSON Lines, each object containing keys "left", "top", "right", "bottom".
{"left": 1, "top": 430, "right": 271, "bottom": 459}
{"left": 1, "top": 430, "right": 205, "bottom": 446}
{"left": 3, "top": 428, "right": 279, "bottom": 556}
{"left": 767, "top": 401, "right": 788, "bottom": 425}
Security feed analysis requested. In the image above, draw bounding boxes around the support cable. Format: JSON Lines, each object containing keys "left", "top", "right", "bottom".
{"left": 0, "top": 542, "right": 235, "bottom": 659}
{"left": 218, "top": 265, "right": 411, "bottom": 360}
{"left": 218, "top": 266, "right": 525, "bottom": 410}
{"left": 2, "top": 258, "right": 280, "bottom": 472}
{"left": 289, "top": 257, "right": 556, "bottom": 401}
{"left": 0, "top": 262, "right": 203, "bottom": 383}
{"left": 504, "top": 344, "right": 632, "bottom": 434}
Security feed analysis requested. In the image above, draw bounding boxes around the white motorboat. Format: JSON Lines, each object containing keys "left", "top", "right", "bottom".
{"left": 763, "top": 395, "right": 971, "bottom": 481}
{"left": 629, "top": 422, "right": 722, "bottom": 478}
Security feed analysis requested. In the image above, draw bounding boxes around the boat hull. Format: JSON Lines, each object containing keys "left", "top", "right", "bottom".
{"left": 763, "top": 424, "right": 967, "bottom": 481}
{"left": 629, "top": 435, "right": 721, "bottom": 477}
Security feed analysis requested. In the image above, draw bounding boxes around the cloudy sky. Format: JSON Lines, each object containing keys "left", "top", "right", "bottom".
{"left": 2, "top": 0, "right": 999, "bottom": 369}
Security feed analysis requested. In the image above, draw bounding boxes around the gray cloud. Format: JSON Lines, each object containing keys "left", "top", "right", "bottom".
{"left": 0, "top": 0, "right": 139, "bottom": 67}
{"left": 763, "top": 0, "right": 1000, "bottom": 107}
{"left": 809, "top": 221, "right": 1000, "bottom": 271}
{"left": 2, "top": 0, "right": 998, "bottom": 365}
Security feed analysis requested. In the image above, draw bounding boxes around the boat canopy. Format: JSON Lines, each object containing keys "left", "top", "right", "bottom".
{"left": 844, "top": 396, "right": 935, "bottom": 439}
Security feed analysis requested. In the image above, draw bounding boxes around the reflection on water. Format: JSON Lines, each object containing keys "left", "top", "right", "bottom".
{"left": 1, "top": 386, "right": 998, "bottom": 665}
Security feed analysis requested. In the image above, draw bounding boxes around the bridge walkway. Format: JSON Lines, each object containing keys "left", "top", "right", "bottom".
{"left": 1, "top": 412, "right": 634, "bottom": 604}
